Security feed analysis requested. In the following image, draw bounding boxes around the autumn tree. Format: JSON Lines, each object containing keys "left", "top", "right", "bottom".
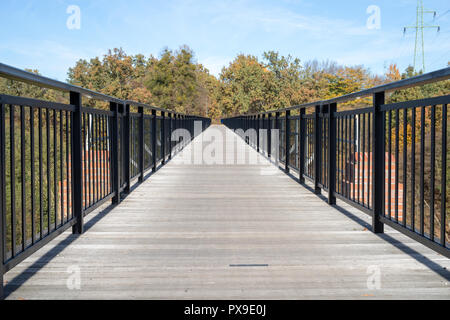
{"left": 144, "top": 46, "right": 198, "bottom": 114}
{"left": 262, "top": 51, "right": 304, "bottom": 109}
{"left": 68, "top": 48, "right": 153, "bottom": 108}
{"left": 217, "top": 54, "right": 275, "bottom": 116}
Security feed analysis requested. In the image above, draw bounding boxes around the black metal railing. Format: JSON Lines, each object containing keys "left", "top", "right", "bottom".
{"left": 0, "top": 63, "right": 210, "bottom": 297}
{"left": 222, "top": 67, "right": 450, "bottom": 259}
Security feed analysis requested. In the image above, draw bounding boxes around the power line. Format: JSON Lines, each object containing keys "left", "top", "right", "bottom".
{"left": 403, "top": 0, "right": 440, "bottom": 72}
{"left": 435, "top": 9, "right": 449, "bottom": 21}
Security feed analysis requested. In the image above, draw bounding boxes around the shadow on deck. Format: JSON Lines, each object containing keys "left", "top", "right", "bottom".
{"left": 4, "top": 125, "right": 450, "bottom": 300}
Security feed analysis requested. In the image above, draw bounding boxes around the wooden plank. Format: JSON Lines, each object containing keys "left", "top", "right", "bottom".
{"left": 3, "top": 125, "right": 450, "bottom": 300}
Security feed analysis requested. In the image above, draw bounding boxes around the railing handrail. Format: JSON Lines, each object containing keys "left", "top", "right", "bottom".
{"left": 0, "top": 63, "right": 211, "bottom": 298}
{"left": 0, "top": 62, "right": 209, "bottom": 118}
{"left": 222, "top": 66, "right": 450, "bottom": 118}
{"left": 222, "top": 90, "right": 449, "bottom": 258}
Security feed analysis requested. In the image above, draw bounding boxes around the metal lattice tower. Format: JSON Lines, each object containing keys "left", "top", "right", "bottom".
{"left": 403, "top": 0, "right": 440, "bottom": 72}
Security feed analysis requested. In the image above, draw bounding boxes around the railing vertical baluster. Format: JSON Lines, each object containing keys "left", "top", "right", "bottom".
{"left": 101, "top": 115, "right": 106, "bottom": 200}
{"left": 138, "top": 106, "right": 144, "bottom": 183}
{"left": 93, "top": 114, "right": 98, "bottom": 206}
{"left": 328, "top": 103, "right": 337, "bottom": 205}
{"left": 411, "top": 108, "right": 416, "bottom": 231}
{"left": 395, "top": 109, "right": 399, "bottom": 221}
{"left": 420, "top": 106, "right": 425, "bottom": 235}
{"left": 59, "top": 110, "right": 63, "bottom": 224}
{"left": 257, "top": 114, "right": 260, "bottom": 153}
{"left": 71, "top": 91, "right": 84, "bottom": 234}
{"left": 402, "top": 109, "right": 407, "bottom": 227}
{"left": 275, "top": 112, "right": 280, "bottom": 162}
{"left": 152, "top": 109, "right": 157, "bottom": 171}
{"left": 247, "top": 116, "right": 250, "bottom": 144}
{"left": 361, "top": 114, "right": 366, "bottom": 206}
{"left": 161, "top": 111, "right": 165, "bottom": 165}
{"left": 39, "top": 109, "right": 43, "bottom": 234}
{"left": 30, "top": 107, "right": 37, "bottom": 234}
{"left": 260, "top": 114, "right": 264, "bottom": 153}
{"left": 430, "top": 105, "right": 436, "bottom": 241}
{"left": 285, "top": 110, "right": 290, "bottom": 173}
{"left": 185, "top": 115, "right": 188, "bottom": 148}
{"left": 21, "top": 106, "right": 26, "bottom": 249}
{"left": 46, "top": 109, "right": 49, "bottom": 236}
{"left": 87, "top": 113, "right": 92, "bottom": 208}
{"left": 124, "top": 104, "right": 131, "bottom": 193}
{"left": 168, "top": 113, "right": 172, "bottom": 160}
{"left": 299, "top": 108, "right": 306, "bottom": 184}
{"left": 314, "top": 105, "right": 321, "bottom": 194}
{"left": 267, "top": 113, "right": 272, "bottom": 159}
{"left": 181, "top": 115, "right": 184, "bottom": 149}
{"left": 175, "top": 114, "right": 179, "bottom": 152}
{"left": 372, "top": 91, "right": 385, "bottom": 233}
{"left": 110, "top": 102, "right": 120, "bottom": 204}
{"left": 249, "top": 116, "right": 251, "bottom": 144}
{"left": 0, "top": 102, "right": 5, "bottom": 298}
{"left": 254, "top": 115, "right": 257, "bottom": 147}
{"left": 441, "top": 104, "right": 447, "bottom": 246}
{"left": 250, "top": 116, "right": 253, "bottom": 145}
{"left": 53, "top": 109, "right": 57, "bottom": 229}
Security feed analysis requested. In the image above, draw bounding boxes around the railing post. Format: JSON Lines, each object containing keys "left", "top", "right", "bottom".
{"left": 267, "top": 113, "right": 272, "bottom": 158}
{"left": 299, "top": 108, "right": 306, "bottom": 184}
{"left": 285, "top": 110, "right": 290, "bottom": 173}
{"left": 70, "top": 91, "right": 84, "bottom": 234}
{"left": 152, "top": 109, "right": 157, "bottom": 172}
{"left": 372, "top": 92, "right": 385, "bottom": 233}
{"left": 110, "top": 102, "right": 120, "bottom": 204}
{"left": 168, "top": 112, "right": 172, "bottom": 160}
{"left": 314, "top": 105, "right": 321, "bottom": 194}
{"left": 328, "top": 103, "right": 337, "bottom": 205}
{"left": 124, "top": 104, "right": 131, "bottom": 193}
{"left": 138, "top": 106, "right": 144, "bottom": 183}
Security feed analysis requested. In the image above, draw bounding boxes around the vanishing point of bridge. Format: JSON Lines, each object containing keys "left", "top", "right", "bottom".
{"left": 0, "top": 63, "right": 449, "bottom": 299}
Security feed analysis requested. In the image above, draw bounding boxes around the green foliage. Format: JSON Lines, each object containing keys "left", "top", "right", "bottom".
{"left": 0, "top": 69, "right": 67, "bottom": 103}
{"left": 2, "top": 48, "right": 448, "bottom": 123}
{"left": 144, "top": 46, "right": 198, "bottom": 114}
{"left": 68, "top": 48, "right": 153, "bottom": 108}
{"left": 66, "top": 46, "right": 218, "bottom": 118}
{"left": 217, "top": 54, "right": 272, "bottom": 116}
{"left": 388, "top": 65, "right": 450, "bottom": 103}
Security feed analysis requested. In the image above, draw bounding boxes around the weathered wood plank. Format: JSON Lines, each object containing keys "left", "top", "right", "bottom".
{"left": 3, "top": 125, "right": 449, "bottom": 299}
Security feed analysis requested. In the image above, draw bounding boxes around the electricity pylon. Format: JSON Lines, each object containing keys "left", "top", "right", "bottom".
{"left": 403, "top": 0, "right": 440, "bottom": 72}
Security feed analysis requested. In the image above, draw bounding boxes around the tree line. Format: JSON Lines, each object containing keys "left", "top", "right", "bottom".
{"left": 0, "top": 45, "right": 448, "bottom": 122}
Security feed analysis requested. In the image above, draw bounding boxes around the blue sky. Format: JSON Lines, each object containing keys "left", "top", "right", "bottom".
{"left": 1, "top": 0, "right": 449, "bottom": 81}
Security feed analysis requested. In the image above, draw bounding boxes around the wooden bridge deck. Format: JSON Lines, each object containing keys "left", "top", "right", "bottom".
{"left": 3, "top": 125, "right": 449, "bottom": 299}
